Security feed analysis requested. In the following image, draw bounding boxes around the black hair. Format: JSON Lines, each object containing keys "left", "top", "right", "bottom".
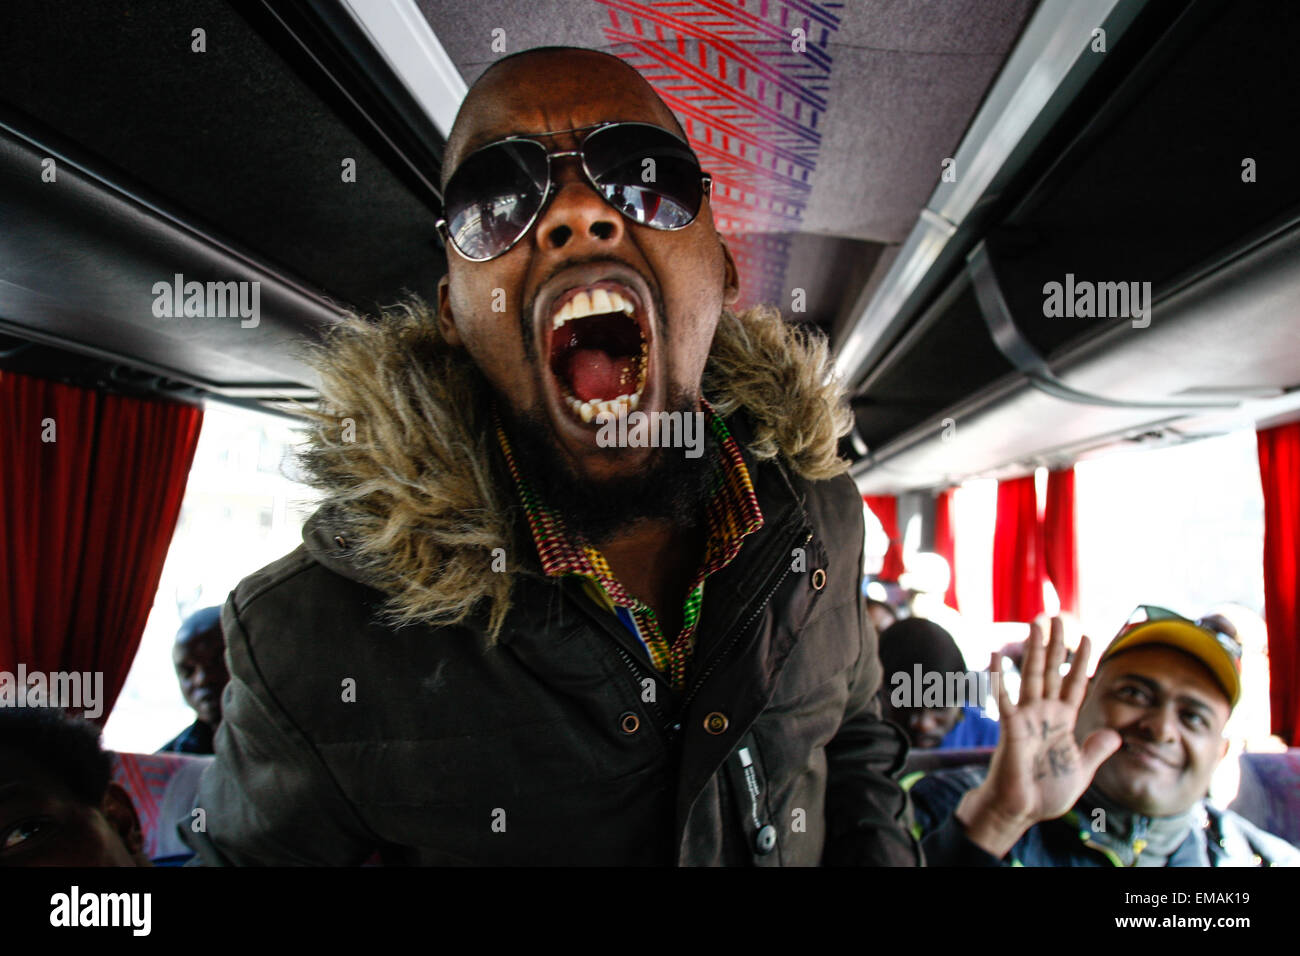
{"left": 176, "top": 605, "right": 222, "bottom": 642}
{"left": 0, "top": 706, "right": 112, "bottom": 805}
{"left": 878, "top": 618, "right": 967, "bottom": 682}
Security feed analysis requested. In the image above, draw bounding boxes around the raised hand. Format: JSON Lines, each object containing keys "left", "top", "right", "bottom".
{"left": 954, "top": 617, "right": 1122, "bottom": 858}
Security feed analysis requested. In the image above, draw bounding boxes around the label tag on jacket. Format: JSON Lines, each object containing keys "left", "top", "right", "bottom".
{"left": 725, "top": 731, "right": 779, "bottom": 863}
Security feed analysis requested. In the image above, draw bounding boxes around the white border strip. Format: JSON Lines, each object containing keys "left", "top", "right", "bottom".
{"left": 339, "top": 0, "right": 468, "bottom": 141}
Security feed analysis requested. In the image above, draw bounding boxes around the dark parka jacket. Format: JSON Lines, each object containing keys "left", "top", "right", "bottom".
{"left": 185, "top": 302, "right": 921, "bottom": 866}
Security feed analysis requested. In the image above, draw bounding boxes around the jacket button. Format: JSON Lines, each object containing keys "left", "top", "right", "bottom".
{"left": 619, "top": 712, "right": 640, "bottom": 734}
{"left": 811, "top": 568, "right": 827, "bottom": 590}
{"left": 703, "top": 712, "right": 729, "bottom": 734}
{"left": 334, "top": 534, "right": 348, "bottom": 549}
{"left": 755, "top": 824, "right": 777, "bottom": 855}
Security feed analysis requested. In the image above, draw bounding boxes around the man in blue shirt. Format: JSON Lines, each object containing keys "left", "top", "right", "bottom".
{"left": 878, "top": 617, "right": 1000, "bottom": 750}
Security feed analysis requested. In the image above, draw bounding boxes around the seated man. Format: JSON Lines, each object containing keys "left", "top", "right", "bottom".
{"left": 879, "top": 618, "right": 999, "bottom": 750}
{"left": 0, "top": 706, "right": 149, "bottom": 866}
{"left": 158, "top": 605, "right": 227, "bottom": 755}
{"left": 910, "top": 611, "right": 1300, "bottom": 866}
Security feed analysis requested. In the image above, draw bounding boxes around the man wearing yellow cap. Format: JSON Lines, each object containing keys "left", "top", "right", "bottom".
{"left": 909, "top": 610, "right": 1300, "bottom": 866}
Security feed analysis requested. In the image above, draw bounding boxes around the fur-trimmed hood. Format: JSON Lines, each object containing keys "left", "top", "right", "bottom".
{"left": 297, "top": 299, "right": 852, "bottom": 637}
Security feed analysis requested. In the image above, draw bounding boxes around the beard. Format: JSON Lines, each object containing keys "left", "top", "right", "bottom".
{"left": 497, "top": 386, "right": 720, "bottom": 546}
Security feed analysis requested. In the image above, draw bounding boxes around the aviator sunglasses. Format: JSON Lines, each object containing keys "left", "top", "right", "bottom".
{"left": 435, "top": 121, "right": 713, "bottom": 262}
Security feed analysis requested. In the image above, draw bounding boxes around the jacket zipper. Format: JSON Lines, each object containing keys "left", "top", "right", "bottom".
{"left": 558, "top": 579, "right": 674, "bottom": 733}
{"left": 609, "top": 634, "right": 671, "bottom": 732}
{"left": 673, "top": 529, "right": 814, "bottom": 723}
{"left": 1131, "top": 815, "right": 1150, "bottom": 862}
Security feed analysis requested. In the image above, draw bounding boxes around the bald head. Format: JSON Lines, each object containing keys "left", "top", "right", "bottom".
{"left": 442, "top": 47, "right": 688, "bottom": 189}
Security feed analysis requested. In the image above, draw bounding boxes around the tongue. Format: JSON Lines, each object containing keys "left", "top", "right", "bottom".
{"left": 565, "top": 349, "right": 636, "bottom": 403}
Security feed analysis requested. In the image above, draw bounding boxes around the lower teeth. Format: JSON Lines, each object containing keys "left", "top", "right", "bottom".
{"left": 564, "top": 392, "right": 641, "bottom": 423}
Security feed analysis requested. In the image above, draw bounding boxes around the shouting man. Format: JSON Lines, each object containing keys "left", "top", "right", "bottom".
{"left": 187, "top": 47, "right": 918, "bottom": 866}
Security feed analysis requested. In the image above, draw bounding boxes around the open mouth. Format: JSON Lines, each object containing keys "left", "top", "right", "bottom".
{"left": 547, "top": 283, "right": 649, "bottom": 423}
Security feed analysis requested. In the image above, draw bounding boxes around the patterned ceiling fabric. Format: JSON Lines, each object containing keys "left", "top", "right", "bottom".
{"left": 592, "top": 1, "right": 841, "bottom": 307}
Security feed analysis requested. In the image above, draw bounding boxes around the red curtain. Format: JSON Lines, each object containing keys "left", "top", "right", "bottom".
{"left": 1257, "top": 422, "right": 1300, "bottom": 746}
{"left": 1043, "top": 468, "right": 1079, "bottom": 615}
{"left": 0, "top": 369, "right": 203, "bottom": 722}
{"left": 933, "top": 487, "right": 959, "bottom": 610}
{"left": 992, "top": 475, "right": 1043, "bottom": 622}
{"left": 863, "top": 495, "right": 905, "bottom": 581}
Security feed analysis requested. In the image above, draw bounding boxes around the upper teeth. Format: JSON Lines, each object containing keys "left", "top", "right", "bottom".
{"left": 552, "top": 287, "right": 636, "bottom": 329}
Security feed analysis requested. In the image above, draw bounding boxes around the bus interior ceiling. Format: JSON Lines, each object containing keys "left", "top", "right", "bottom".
{"left": 0, "top": 0, "right": 1297, "bottom": 485}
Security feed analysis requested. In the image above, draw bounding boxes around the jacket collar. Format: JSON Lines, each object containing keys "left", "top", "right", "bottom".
{"left": 481, "top": 409, "right": 812, "bottom": 651}
{"left": 297, "top": 299, "right": 851, "bottom": 638}
{"left": 1064, "top": 785, "right": 1200, "bottom": 866}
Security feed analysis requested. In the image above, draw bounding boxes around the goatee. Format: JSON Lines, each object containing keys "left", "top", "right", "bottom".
{"left": 498, "top": 391, "right": 719, "bottom": 546}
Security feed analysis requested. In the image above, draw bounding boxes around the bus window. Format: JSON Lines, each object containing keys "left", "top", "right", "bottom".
{"left": 102, "top": 404, "right": 318, "bottom": 754}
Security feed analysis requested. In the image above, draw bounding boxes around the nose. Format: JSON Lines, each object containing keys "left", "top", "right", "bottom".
{"left": 533, "top": 158, "right": 624, "bottom": 253}
{"left": 1135, "top": 701, "right": 1180, "bottom": 743}
{"left": 912, "top": 711, "right": 943, "bottom": 735}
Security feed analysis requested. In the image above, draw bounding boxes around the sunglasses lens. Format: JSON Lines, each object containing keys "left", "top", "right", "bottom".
{"left": 584, "top": 125, "right": 704, "bottom": 229}
{"left": 444, "top": 141, "right": 549, "bottom": 260}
